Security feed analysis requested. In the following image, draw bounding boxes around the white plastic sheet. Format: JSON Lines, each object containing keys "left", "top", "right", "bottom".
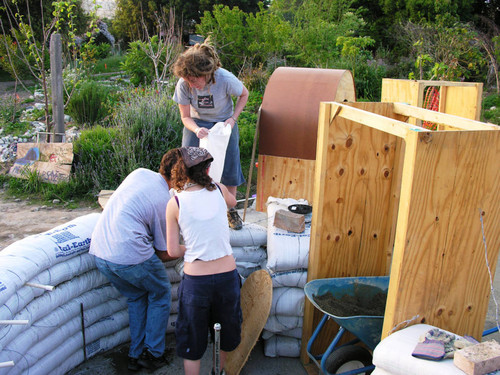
{"left": 200, "top": 121, "right": 231, "bottom": 183}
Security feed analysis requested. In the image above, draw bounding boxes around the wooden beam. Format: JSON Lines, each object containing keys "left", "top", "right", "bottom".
{"left": 393, "top": 102, "right": 499, "bottom": 131}
{"left": 331, "top": 102, "right": 427, "bottom": 139}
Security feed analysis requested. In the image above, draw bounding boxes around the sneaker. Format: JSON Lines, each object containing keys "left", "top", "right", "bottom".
{"left": 227, "top": 208, "right": 243, "bottom": 230}
{"left": 210, "top": 370, "right": 226, "bottom": 375}
{"left": 137, "top": 349, "right": 169, "bottom": 370}
{"left": 127, "top": 357, "right": 141, "bottom": 371}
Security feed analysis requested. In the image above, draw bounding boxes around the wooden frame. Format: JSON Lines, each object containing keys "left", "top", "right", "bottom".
{"left": 301, "top": 101, "right": 500, "bottom": 361}
{"left": 381, "top": 79, "right": 483, "bottom": 124}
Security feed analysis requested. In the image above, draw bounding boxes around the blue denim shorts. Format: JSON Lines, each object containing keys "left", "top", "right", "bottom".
{"left": 182, "top": 119, "right": 246, "bottom": 187}
{"left": 175, "top": 269, "right": 242, "bottom": 360}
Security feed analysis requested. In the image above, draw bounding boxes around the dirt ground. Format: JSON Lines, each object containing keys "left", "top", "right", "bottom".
{"left": 0, "top": 189, "right": 101, "bottom": 251}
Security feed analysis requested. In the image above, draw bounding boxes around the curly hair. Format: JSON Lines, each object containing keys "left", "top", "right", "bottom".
{"left": 170, "top": 152, "right": 216, "bottom": 192}
{"left": 159, "top": 148, "right": 179, "bottom": 180}
{"left": 171, "top": 38, "right": 221, "bottom": 85}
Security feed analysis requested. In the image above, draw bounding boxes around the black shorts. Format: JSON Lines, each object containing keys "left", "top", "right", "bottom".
{"left": 175, "top": 269, "right": 242, "bottom": 360}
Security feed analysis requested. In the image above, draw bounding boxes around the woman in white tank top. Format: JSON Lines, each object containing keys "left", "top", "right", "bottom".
{"left": 166, "top": 147, "right": 242, "bottom": 375}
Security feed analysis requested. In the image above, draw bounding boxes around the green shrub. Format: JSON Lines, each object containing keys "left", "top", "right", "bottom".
{"left": 110, "top": 88, "right": 183, "bottom": 174}
{"left": 121, "top": 40, "right": 155, "bottom": 86}
{"left": 72, "top": 125, "right": 121, "bottom": 193}
{"left": 66, "top": 80, "right": 113, "bottom": 126}
{"left": 482, "top": 93, "right": 500, "bottom": 125}
{"left": 72, "top": 88, "right": 183, "bottom": 194}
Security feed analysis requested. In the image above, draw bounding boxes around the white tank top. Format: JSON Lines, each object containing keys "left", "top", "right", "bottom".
{"left": 176, "top": 187, "right": 232, "bottom": 263}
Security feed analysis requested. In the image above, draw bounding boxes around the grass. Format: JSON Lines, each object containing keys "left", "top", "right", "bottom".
{"left": 482, "top": 92, "right": 500, "bottom": 125}
{"left": 92, "top": 54, "right": 126, "bottom": 74}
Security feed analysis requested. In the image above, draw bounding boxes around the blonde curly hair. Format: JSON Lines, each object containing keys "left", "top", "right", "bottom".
{"left": 171, "top": 38, "right": 221, "bottom": 85}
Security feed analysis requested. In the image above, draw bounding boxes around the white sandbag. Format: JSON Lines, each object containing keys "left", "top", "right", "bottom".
{"left": 270, "top": 287, "right": 305, "bottom": 317}
{"left": 0, "top": 284, "right": 121, "bottom": 369}
{"left": 236, "top": 261, "right": 263, "bottom": 279}
{"left": 269, "top": 269, "right": 308, "bottom": 288}
{"left": 5, "top": 298, "right": 126, "bottom": 375}
{"left": 174, "top": 259, "right": 184, "bottom": 277}
{"left": 170, "top": 299, "right": 179, "bottom": 315}
{"left": 171, "top": 282, "right": 180, "bottom": 301}
{"left": 232, "top": 246, "right": 267, "bottom": 264}
{"left": 0, "top": 213, "right": 100, "bottom": 306}
{"left": 266, "top": 197, "right": 310, "bottom": 272}
{"left": 263, "top": 335, "right": 301, "bottom": 358}
{"left": 0, "top": 269, "right": 108, "bottom": 351}
{"left": 229, "top": 222, "right": 267, "bottom": 247}
{"left": 262, "top": 327, "right": 302, "bottom": 340}
{"left": 0, "top": 253, "right": 95, "bottom": 320}
{"left": 53, "top": 327, "right": 131, "bottom": 375}
{"left": 25, "top": 309, "right": 129, "bottom": 375}
{"left": 163, "top": 259, "right": 178, "bottom": 268}
{"left": 166, "top": 266, "right": 181, "bottom": 284}
{"left": 200, "top": 121, "right": 231, "bottom": 183}
{"left": 167, "top": 313, "right": 177, "bottom": 334}
{"left": 264, "top": 315, "right": 303, "bottom": 333}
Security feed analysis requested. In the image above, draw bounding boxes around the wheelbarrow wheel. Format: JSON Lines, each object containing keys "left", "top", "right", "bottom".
{"left": 324, "top": 345, "right": 373, "bottom": 374}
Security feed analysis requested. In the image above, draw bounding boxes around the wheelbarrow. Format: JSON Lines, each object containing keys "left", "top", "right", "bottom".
{"left": 305, "top": 276, "right": 390, "bottom": 375}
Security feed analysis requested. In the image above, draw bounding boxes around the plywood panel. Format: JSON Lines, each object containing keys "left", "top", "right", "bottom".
{"left": 9, "top": 142, "right": 73, "bottom": 184}
{"left": 381, "top": 79, "right": 421, "bottom": 107}
{"left": 301, "top": 102, "right": 402, "bottom": 360}
{"left": 443, "top": 85, "right": 483, "bottom": 121}
{"left": 301, "top": 101, "right": 500, "bottom": 364}
{"left": 255, "top": 155, "right": 315, "bottom": 212}
{"left": 383, "top": 130, "right": 500, "bottom": 340}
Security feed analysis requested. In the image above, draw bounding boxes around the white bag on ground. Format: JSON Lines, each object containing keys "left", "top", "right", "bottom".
{"left": 229, "top": 223, "right": 267, "bottom": 247}
{"left": 264, "top": 315, "right": 303, "bottom": 333}
{"left": 232, "top": 246, "right": 267, "bottom": 264}
{"left": 270, "top": 287, "right": 305, "bottom": 317}
{"left": 269, "top": 269, "right": 308, "bottom": 288}
{"left": 264, "top": 335, "right": 301, "bottom": 358}
{"left": 262, "top": 327, "right": 303, "bottom": 340}
{"left": 200, "top": 121, "right": 231, "bottom": 183}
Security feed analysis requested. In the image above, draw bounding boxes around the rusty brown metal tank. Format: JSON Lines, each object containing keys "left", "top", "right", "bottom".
{"left": 259, "top": 67, "right": 356, "bottom": 160}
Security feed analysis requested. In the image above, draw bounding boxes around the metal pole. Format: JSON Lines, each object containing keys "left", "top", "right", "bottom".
{"left": 214, "top": 323, "right": 221, "bottom": 375}
{"left": 243, "top": 106, "right": 261, "bottom": 221}
{"left": 80, "top": 303, "right": 87, "bottom": 362}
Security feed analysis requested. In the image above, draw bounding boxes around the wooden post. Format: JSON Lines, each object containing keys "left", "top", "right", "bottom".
{"left": 50, "top": 33, "right": 65, "bottom": 143}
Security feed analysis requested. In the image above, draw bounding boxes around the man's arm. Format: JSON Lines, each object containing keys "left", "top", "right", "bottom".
{"left": 155, "top": 249, "right": 179, "bottom": 262}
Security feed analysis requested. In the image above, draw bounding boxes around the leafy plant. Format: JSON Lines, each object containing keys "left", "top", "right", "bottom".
{"left": 482, "top": 93, "right": 500, "bottom": 125}
{"left": 66, "top": 80, "right": 113, "bottom": 127}
{"left": 72, "top": 88, "right": 183, "bottom": 194}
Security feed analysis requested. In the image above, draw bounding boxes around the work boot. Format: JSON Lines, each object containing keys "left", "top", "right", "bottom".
{"left": 227, "top": 208, "right": 243, "bottom": 230}
{"left": 127, "top": 356, "right": 141, "bottom": 371}
{"left": 137, "top": 349, "right": 169, "bottom": 370}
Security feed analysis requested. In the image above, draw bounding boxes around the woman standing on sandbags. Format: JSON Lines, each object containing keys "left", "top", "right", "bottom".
{"left": 171, "top": 39, "right": 249, "bottom": 230}
{"left": 166, "top": 146, "right": 242, "bottom": 375}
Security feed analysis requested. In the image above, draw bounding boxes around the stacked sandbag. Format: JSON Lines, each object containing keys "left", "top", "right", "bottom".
{"left": 0, "top": 214, "right": 133, "bottom": 375}
{"left": 0, "top": 213, "right": 186, "bottom": 375}
{"left": 230, "top": 223, "right": 267, "bottom": 279}
{"left": 263, "top": 197, "right": 310, "bottom": 358}
{"left": 164, "top": 259, "right": 182, "bottom": 333}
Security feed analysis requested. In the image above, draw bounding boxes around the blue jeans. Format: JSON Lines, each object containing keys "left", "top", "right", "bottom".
{"left": 94, "top": 255, "right": 171, "bottom": 358}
